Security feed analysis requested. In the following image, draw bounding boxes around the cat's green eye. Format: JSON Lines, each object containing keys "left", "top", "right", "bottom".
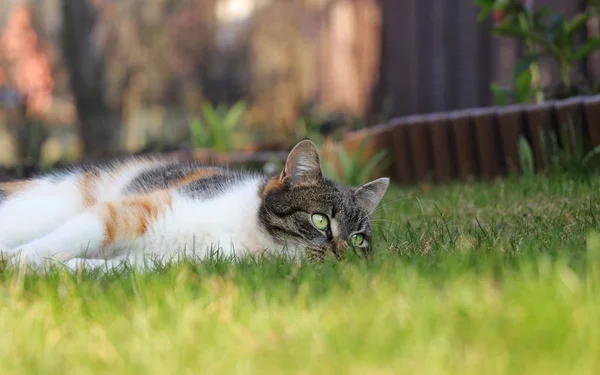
{"left": 311, "top": 214, "right": 329, "bottom": 231}
{"left": 350, "top": 233, "right": 364, "bottom": 247}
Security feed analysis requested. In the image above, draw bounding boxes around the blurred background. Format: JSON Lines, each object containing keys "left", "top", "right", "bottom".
{"left": 0, "top": 0, "right": 598, "bottom": 182}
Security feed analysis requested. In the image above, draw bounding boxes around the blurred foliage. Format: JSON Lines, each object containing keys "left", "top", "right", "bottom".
{"left": 295, "top": 100, "right": 371, "bottom": 147}
{"left": 188, "top": 100, "right": 248, "bottom": 152}
{"left": 476, "top": 0, "right": 600, "bottom": 105}
{"left": 517, "top": 135, "right": 535, "bottom": 177}
{"left": 0, "top": 0, "right": 386, "bottom": 172}
{"left": 322, "top": 136, "right": 389, "bottom": 186}
{"left": 517, "top": 117, "right": 600, "bottom": 177}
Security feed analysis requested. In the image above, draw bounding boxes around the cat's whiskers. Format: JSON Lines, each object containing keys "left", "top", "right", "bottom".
{"left": 352, "top": 196, "right": 416, "bottom": 231}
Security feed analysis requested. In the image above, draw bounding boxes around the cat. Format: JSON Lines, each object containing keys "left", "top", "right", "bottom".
{"left": 0, "top": 140, "right": 389, "bottom": 273}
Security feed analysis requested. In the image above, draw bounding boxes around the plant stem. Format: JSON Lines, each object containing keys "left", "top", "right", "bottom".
{"left": 518, "top": 12, "right": 544, "bottom": 103}
{"left": 559, "top": 59, "right": 572, "bottom": 89}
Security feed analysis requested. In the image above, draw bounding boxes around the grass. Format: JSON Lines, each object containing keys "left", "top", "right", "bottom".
{"left": 1, "top": 174, "right": 600, "bottom": 374}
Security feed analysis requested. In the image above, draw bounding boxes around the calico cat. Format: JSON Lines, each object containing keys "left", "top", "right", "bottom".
{"left": 0, "top": 140, "right": 389, "bottom": 273}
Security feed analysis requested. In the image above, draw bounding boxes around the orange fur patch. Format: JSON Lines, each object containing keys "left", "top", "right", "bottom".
{"left": 261, "top": 176, "right": 283, "bottom": 199}
{"left": 98, "top": 191, "right": 172, "bottom": 247}
{"left": 77, "top": 171, "right": 99, "bottom": 207}
{"left": 0, "top": 180, "right": 31, "bottom": 195}
{"left": 173, "top": 168, "right": 222, "bottom": 188}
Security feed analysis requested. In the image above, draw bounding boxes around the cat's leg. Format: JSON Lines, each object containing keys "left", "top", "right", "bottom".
{"left": 6, "top": 191, "right": 173, "bottom": 271}
{"left": 0, "top": 173, "right": 94, "bottom": 253}
{"left": 64, "top": 255, "right": 162, "bottom": 274}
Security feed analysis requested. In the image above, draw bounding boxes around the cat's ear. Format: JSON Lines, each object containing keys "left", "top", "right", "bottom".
{"left": 354, "top": 177, "right": 390, "bottom": 215}
{"left": 279, "top": 139, "right": 323, "bottom": 185}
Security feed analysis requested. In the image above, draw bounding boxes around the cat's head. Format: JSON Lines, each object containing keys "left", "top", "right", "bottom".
{"left": 259, "top": 139, "right": 389, "bottom": 259}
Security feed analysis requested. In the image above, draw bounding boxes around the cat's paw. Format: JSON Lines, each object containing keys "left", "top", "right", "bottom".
{"left": 64, "top": 258, "right": 91, "bottom": 273}
{"left": 6, "top": 244, "right": 47, "bottom": 271}
{"left": 6, "top": 243, "right": 69, "bottom": 272}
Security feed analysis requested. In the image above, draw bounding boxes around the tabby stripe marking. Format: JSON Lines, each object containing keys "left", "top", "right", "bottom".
{"left": 173, "top": 168, "right": 223, "bottom": 188}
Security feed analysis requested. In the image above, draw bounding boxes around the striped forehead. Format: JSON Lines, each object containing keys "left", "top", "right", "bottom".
{"left": 330, "top": 195, "right": 368, "bottom": 236}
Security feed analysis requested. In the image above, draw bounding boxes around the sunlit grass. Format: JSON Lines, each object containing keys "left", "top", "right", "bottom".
{"left": 1, "top": 174, "right": 600, "bottom": 374}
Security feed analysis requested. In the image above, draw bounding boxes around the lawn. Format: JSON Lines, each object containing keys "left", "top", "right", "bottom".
{"left": 1, "top": 175, "right": 600, "bottom": 374}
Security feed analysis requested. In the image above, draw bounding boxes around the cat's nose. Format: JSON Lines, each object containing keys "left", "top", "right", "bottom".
{"left": 333, "top": 239, "right": 348, "bottom": 259}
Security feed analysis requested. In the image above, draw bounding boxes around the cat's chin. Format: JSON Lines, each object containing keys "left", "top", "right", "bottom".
{"left": 304, "top": 247, "right": 342, "bottom": 262}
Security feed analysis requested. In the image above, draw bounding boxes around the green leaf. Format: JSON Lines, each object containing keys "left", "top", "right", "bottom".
{"left": 338, "top": 148, "right": 352, "bottom": 176}
{"left": 491, "top": 24, "right": 559, "bottom": 56}
{"left": 189, "top": 117, "right": 207, "bottom": 148}
{"left": 566, "top": 13, "right": 590, "bottom": 40}
{"left": 491, "top": 23, "right": 531, "bottom": 39}
{"left": 357, "top": 150, "right": 389, "bottom": 185}
{"left": 513, "top": 53, "right": 543, "bottom": 83}
{"left": 583, "top": 145, "right": 600, "bottom": 168}
{"left": 491, "top": 85, "right": 508, "bottom": 106}
{"left": 322, "top": 158, "right": 341, "bottom": 182}
{"left": 474, "top": 0, "right": 495, "bottom": 8}
{"left": 533, "top": 8, "right": 552, "bottom": 28}
{"left": 573, "top": 36, "right": 600, "bottom": 61}
{"left": 547, "top": 13, "right": 564, "bottom": 43}
{"left": 477, "top": 9, "right": 491, "bottom": 22}
{"left": 352, "top": 137, "right": 371, "bottom": 172}
{"left": 515, "top": 70, "right": 532, "bottom": 102}
{"left": 216, "top": 102, "right": 228, "bottom": 118}
{"left": 223, "top": 100, "right": 248, "bottom": 130}
{"left": 474, "top": 0, "right": 495, "bottom": 21}
{"left": 518, "top": 136, "right": 535, "bottom": 176}
{"left": 491, "top": 83, "right": 516, "bottom": 106}
{"left": 201, "top": 102, "right": 223, "bottom": 150}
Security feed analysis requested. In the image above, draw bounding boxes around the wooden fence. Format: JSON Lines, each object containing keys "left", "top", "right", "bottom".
{"left": 339, "top": 95, "right": 600, "bottom": 185}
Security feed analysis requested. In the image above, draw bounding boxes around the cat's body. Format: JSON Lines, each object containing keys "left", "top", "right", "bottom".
{"left": 0, "top": 140, "right": 389, "bottom": 273}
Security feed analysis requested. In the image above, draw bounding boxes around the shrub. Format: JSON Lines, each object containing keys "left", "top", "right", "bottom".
{"left": 188, "top": 100, "right": 248, "bottom": 152}
{"left": 475, "top": 0, "right": 600, "bottom": 104}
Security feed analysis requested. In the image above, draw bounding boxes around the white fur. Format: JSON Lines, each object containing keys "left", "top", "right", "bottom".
{"left": 0, "top": 165, "right": 288, "bottom": 274}
{"left": 0, "top": 175, "right": 85, "bottom": 249}
{"left": 330, "top": 218, "right": 341, "bottom": 238}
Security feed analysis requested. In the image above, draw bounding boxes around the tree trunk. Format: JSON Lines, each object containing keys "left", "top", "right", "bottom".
{"left": 62, "top": 0, "right": 120, "bottom": 159}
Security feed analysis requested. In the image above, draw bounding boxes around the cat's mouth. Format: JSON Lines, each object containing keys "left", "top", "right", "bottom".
{"left": 306, "top": 247, "right": 338, "bottom": 261}
{"left": 306, "top": 240, "right": 348, "bottom": 261}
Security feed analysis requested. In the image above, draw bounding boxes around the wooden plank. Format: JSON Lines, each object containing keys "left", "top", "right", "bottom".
{"left": 455, "top": 1, "right": 483, "bottom": 109}
{"left": 389, "top": 117, "right": 413, "bottom": 184}
{"left": 450, "top": 109, "right": 479, "bottom": 180}
{"left": 472, "top": 107, "right": 505, "bottom": 180}
{"left": 443, "top": 0, "right": 460, "bottom": 110}
{"left": 428, "top": 0, "right": 448, "bottom": 112}
{"left": 526, "top": 101, "right": 556, "bottom": 172}
{"left": 496, "top": 104, "right": 526, "bottom": 174}
{"left": 584, "top": 95, "right": 600, "bottom": 147}
{"left": 554, "top": 97, "right": 587, "bottom": 154}
{"left": 415, "top": 0, "right": 435, "bottom": 113}
{"left": 371, "top": 0, "right": 419, "bottom": 117}
{"left": 404, "top": 115, "right": 433, "bottom": 183}
{"left": 428, "top": 113, "right": 457, "bottom": 182}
